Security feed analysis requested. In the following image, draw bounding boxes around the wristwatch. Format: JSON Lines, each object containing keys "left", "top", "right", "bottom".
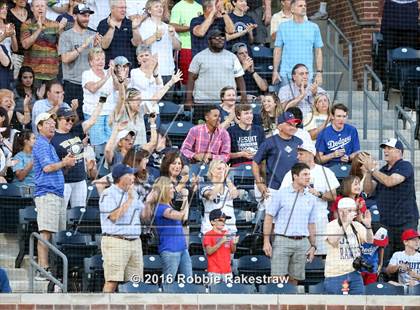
{"left": 317, "top": 191, "right": 323, "bottom": 199}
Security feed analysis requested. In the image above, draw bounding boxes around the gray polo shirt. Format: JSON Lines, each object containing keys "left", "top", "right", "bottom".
{"left": 58, "top": 28, "right": 96, "bottom": 84}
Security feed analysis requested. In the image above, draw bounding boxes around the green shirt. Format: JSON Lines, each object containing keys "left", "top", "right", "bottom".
{"left": 169, "top": 0, "right": 202, "bottom": 49}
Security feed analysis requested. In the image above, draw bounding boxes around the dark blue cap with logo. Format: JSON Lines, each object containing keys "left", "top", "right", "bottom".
{"left": 112, "top": 164, "right": 138, "bottom": 179}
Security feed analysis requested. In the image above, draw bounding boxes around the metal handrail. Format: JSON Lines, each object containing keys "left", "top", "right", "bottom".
{"left": 394, "top": 105, "right": 415, "bottom": 164}
{"left": 326, "top": 19, "right": 353, "bottom": 117}
{"left": 29, "top": 232, "right": 68, "bottom": 293}
{"left": 363, "top": 65, "right": 384, "bottom": 160}
{"left": 345, "top": 0, "right": 377, "bottom": 27}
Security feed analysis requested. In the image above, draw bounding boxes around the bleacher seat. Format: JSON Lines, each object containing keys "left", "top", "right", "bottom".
{"left": 230, "top": 164, "right": 255, "bottom": 190}
{"left": 408, "top": 284, "right": 420, "bottom": 295}
{"left": 82, "top": 255, "right": 104, "bottom": 292}
{"left": 303, "top": 257, "right": 325, "bottom": 286}
{"left": 162, "top": 282, "right": 207, "bottom": 293}
{"left": 187, "top": 208, "right": 202, "bottom": 232}
{"left": 189, "top": 163, "right": 209, "bottom": 179}
{"left": 308, "top": 281, "right": 325, "bottom": 294}
{"left": 159, "top": 101, "right": 187, "bottom": 123}
{"left": 86, "top": 183, "right": 100, "bottom": 207}
{"left": 328, "top": 163, "right": 351, "bottom": 181}
{"left": 364, "top": 282, "right": 405, "bottom": 295}
{"left": 258, "top": 283, "right": 299, "bottom": 294}
{"left": 143, "top": 254, "right": 163, "bottom": 276}
{"left": 15, "top": 206, "right": 38, "bottom": 268}
{"left": 209, "top": 282, "right": 256, "bottom": 294}
{"left": 118, "top": 281, "right": 160, "bottom": 293}
{"left": 400, "top": 65, "right": 420, "bottom": 110}
{"left": 191, "top": 254, "right": 207, "bottom": 277}
{"left": 160, "top": 121, "right": 194, "bottom": 148}
{"left": 235, "top": 232, "right": 264, "bottom": 258}
{"left": 237, "top": 255, "right": 271, "bottom": 278}
{"left": 189, "top": 233, "right": 204, "bottom": 255}
{"left": 67, "top": 207, "right": 101, "bottom": 235}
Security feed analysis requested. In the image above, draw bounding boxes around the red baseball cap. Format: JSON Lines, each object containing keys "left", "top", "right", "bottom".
{"left": 401, "top": 229, "right": 420, "bottom": 241}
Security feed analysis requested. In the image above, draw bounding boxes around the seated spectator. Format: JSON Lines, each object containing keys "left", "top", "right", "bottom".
{"left": 152, "top": 176, "right": 192, "bottom": 282}
{"left": 190, "top": 0, "right": 234, "bottom": 58}
{"left": 180, "top": 105, "right": 231, "bottom": 164}
{"left": 286, "top": 106, "right": 312, "bottom": 145}
{"left": 270, "top": 0, "right": 293, "bottom": 42}
{"left": 330, "top": 175, "right": 368, "bottom": 221}
{"left": 254, "top": 92, "right": 283, "bottom": 137}
{"left": 360, "top": 227, "right": 388, "bottom": 285}
{"left": 232, "top": 42, "right": 268, "bottom": 98}
{"left": 31, "top": 80, "right": 76, "bottom": 133}
{"left": 302, "top": 93, "right": 330, "bottom": 141}
{"left": 55, "top": 0, "right": 84, "bottom": 31}
{"left": 219, "top": 86, "right": 237, "bottom": 129}
{"left": 203, "top": 209, "right": 239, "bottom": 283}
{"left": 226, "top": 0, "right": 256, "bottom": 50}
{"left": 0, "top": 267, "right": 11, "bottom": 293}
{"left": 200, "top": 159, "right": 239, "bottom": 234}
{"left": 278, "top": 63, "right": 326, "bottom": 117}
{"left": 138, "top": 0, "right": 181, "bottom": 83}
{"left": 386, "top": 229, "right": 420, "bottom": 287}
{"left": 13, "top": 66, "right": 42, "bottom": 116}
{"left": 227, "top": 104, "right": 265, "bottom": 167}
{"left": 12, "top": 130, "right": 35, "bottom": 188}
{"left": 82, "top": 48, "right": 117, "bottom": 157}
{"left": 281, "top": 142, "right": 339, "bottom": 256}
{"left": 316, "top": 103, "right": 360, "bottom": 167}
{"left": 324, "top": 198, "right": 373, "bottom": 295}
{"left": 0, "top": 88, "right": 30, "bottom": 131}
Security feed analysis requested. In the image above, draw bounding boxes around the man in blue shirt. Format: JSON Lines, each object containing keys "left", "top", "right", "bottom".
{"left": 361, "top": 138, "right": 419, "bottom": 263}
{"left": 252, "top": 111, "right": 302, "bottom": 204}
{"left": 263, "top": 162, "right": 317, "bottom": 285}
{"left": 316, "top": 103, "right": 360, "bottom": 167}
{"left": 272, "top": 0, "right": 323, "bottom": 87}
{"left": 32, "top": 112, "right": 76, "bottom": 280}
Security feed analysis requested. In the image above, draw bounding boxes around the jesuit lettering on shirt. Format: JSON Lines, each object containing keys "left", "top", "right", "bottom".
{"left": 237, "top": 135, "right": 258, "bottom": 152}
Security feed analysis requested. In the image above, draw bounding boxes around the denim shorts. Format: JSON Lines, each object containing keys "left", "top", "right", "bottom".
{"left": 84, "top": 114, "right": 112, "bottom": 146}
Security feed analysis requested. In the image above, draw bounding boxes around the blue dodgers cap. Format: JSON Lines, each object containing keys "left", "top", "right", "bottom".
{"left": 277, "top": 112, "right": 301, "bottom": 125}
{"left": 380, "top": 138, "right": 404, "bottom": 151}
{"left": 112, "top": 164, "right": 138, "bottom": 179}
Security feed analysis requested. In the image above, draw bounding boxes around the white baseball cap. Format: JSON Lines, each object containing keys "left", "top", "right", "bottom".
{"left": 337, "top": 197, "right": 357, "bottom": 209}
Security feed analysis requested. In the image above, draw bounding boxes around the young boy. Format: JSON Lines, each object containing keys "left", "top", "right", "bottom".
{"left": 386, "top": 229, "right": 420, "bottom": 286}
{"left": 360, "top": 227, "right": 388, "bottom": 285}
{"left": 203, "top": 209, "right": 239, "bottom": 283}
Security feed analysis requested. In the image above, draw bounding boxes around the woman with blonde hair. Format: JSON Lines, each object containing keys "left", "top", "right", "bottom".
{"left": 150, "top": 176, "right": 192, "bottom": 281}
{"left": 303, "top": 93, "right": 331, "bottom": 141}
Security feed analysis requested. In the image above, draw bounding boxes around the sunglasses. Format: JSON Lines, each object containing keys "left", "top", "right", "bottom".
{"left": 61, "top": 117, "right": 75, "bottom": 123}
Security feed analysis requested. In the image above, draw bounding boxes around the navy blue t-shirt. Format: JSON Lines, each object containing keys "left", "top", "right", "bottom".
{"left": 190, "top": 16, "right": 225, "bottom": 57}
{"left": 51, "top": 131, "right": 86, "bottom": 183}
{"left": 97, "top": 17, "right": 136, "bottom": 68}
{"left": 315, "top": 124, "right": 360, "bottom": 167}
{"left": 253, "top": 134, "right": 302, "bottom": 190}
{"left": 226, "top": 13, "right": 255, "bottom": 51}
{"left": 227, "top": 124, "right": 265, "bottom": 166}
{"left": 0, "top": 45, "right": 12, "bottom": 89}
{"left": 374, "top": 159, "right": 419, "bottom": 227}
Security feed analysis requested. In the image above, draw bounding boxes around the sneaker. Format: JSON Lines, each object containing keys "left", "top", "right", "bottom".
{"left": 34, "top": 267, "right": 52, "bottom": 281}
{"left": 309, "top": 11, "right": 328, "bottom": 20}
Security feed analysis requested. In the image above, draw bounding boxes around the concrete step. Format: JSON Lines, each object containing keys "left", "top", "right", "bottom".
{"left": 10, "top": 279, "right": 49, "bottom": 293}
{"left": 3, "top": 267, "right": 28, "bottom": 281}
{"left": 0, "top": 253, "right": 31, "bottom": 269}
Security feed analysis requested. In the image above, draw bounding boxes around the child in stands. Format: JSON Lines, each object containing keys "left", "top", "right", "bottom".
{"left": 360, "top": 227, "right": 388, "bottom": 285}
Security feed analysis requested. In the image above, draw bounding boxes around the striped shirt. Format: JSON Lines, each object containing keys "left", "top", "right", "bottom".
{"left": 21, "top": 18, "right": 60, "bottom": 81}
{"left": 180, "top": 124, "right": 231, "bottom": 163}
{"left": 32, "top": 134, "right": 64, "bottom": 198}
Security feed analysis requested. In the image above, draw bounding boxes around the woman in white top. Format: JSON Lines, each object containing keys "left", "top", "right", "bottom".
{"left": 302, "top": 93, "right": 331, "bottom": 141}
{"left": 82, "top": 48, "right": 117, "bottom": 156}
{"left": 0, "top": 4, "right": 18, "bottom": 56}
{"left": 200, "top": 160, "right": 239, "bottom": 235}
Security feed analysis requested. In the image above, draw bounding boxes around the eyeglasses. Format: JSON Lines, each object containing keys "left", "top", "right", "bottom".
{"left": 61, "top": 117, "right": 75, "bottom": 123}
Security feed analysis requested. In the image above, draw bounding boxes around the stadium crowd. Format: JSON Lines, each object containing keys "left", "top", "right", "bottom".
{"left": 0, "top": 0, "right": 419, "bottom": 295}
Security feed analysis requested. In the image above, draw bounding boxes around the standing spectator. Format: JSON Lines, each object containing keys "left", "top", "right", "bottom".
{"left": 315, "top": 103, "right": 360, "bottom": 167}
{"left": 218, "top": 86, "right": 237, "bottom": 129}
{"left": 190, "top": 0, "right": 234, "bottom": 58}
{"left": 252, "top": 111, "right": 302, "bottom": 204}
{"left": 270, "top": 0, "right": 292, "bottom": 41}
{"left": 263, "top": 162, "right": 317, "bottom": 285}
{"left": 302, "top": 93, "right": 330, "bottom": 141}
{"left": 227, "top": 104, "right": 265, "bottom": 167}
{"left": 13, "top": 66, "right": 41, "bottom": 115}
{"left": 138, "top": 0, "right": 181, "bottom": 83}
{"left": 226, "top": 0, "right": 256, "bottom": 50}
{"left": 278, "top": 63, "right": 327, "bottom": 118}
{"left": 200, "top": 159, "right": 239, "bottom": 234}
{"left": 58, "top": 3, "right": 100, "bottom": 120}
{"left": 186, "top": 29, "right": 246, "bottom": 121}
{"left": 32, "top": 112, "right": 76, "bottom": 280}
{"left": 272, "top": 0, "right": 323, "bottom": 87}
{"left": 21, "top": 0, "right": 66, "bottom": 85}
{"left": 0, "top": 267, "right": 11, "bottom": 293}
{"left": 324, "top": 198, "right": 373, "bottom": 295}
{"left": 203, "top": 209, "right": 239, "bottom": 283}
{"left": 55, "top": 0, "right": 82, "bottom": 31}
{"left": 0, "top": 88, "right": 30, "bottom": 131}
{"left": 85, "top": 0, "right": 110, "bottom": 30}
{"left": 169, "top": 0, "right": 203, "bottom": 84}
{"left": 180, "top": 105, "right": 231, "bottom": 164}
{"left": 360, "top": 227, "right": 388, "bottom": 285}
{"left": 0, "top": 2, "right": 18, "bottom": 57}
{"left": 100, "top": 163, "right": 151, "bottom": 293}
{"left": 281, "top": 143, "right": 339, "bottom": 256}
{"left": 97, "top": 0, "right": 142, "bottom": 68}
{"left": 245, "top": 0, "right": 271, "bottom": 45}
{"left": 0, "top": 41, "right": 12, "bottom": 89}
{"left": 12, "top": 130, "right": 35, "bottom": 188}
{"left": 361, "top": 139, "right": 419, "bottom": 262}
{"left": 386, "top": 229, "right": 420, "bottom": 287}
{"left": 232, "top": 42, "right": 268, "bottom": 97}
{"left": 152, "top": 176, "right": 192, "bottom": 282}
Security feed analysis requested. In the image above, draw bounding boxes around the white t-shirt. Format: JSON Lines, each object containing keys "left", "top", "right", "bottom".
{"left": 389, "top": 251, "right": 420, "bottom": 286}
{"left": 29, "top": 0, "right": 69, "bottom": 21}
{"left": 125, "top": 0, "right": 147, "bottom": 16}
{"left": 281, "top": 164, "right": 340, "bottom": 255}
{"left": 81, "top": 69, "right": 115, "bottom": 115}
{"left": 129, "top": 68, "right": 162, "bottom": 114}
{"left": 295, "top": 128, "right": 313, "bottom": 146}
{"left": 85, "top": 0, "right": 111, "bottom": 30}
{"left": 138, "top": 18, "right": 179, "bottom": 76}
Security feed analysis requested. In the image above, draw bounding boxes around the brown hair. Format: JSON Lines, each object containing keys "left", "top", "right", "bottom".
{"left": 261, "top": 93, "right": 283, "bottom": 130}
{"left": 235, "top": 103, "right": 252, "bottom": 118}
{"left": 220, "top": 86, "right": 236, "bottom": 101}
{"left": 122, "top": 148, "right": 149, "bottom": 182}
{"left": 160, "top": 151, "right": 183, "bottom": 178}
{"left": 350, "top": 152, "right": 370, "bottom": 179}
{"left": 341, "top": 175, "right": 361, "bottom": 198}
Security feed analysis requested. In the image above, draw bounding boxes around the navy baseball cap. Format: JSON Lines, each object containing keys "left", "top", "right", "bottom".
{"left": 112, "top": 164, "right": 138, "bottom": 179}
{"left": 209, "top": 209, "right": 232, "bottom": 222}
{"left": 208, "top": 29, "right": 225, "bottom": 39}
{"left": 277, "top": 112, "right": 301, "bottom": 125}
{"left": 380, "top": 138, "right": 404, "bottom": 151}
{"left": 56, "top": 107, "right": 75, "bottom": 118}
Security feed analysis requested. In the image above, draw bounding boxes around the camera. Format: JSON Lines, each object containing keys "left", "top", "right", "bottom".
{"left": 352, "top": 256, "right": 373, "bottom": 273}
{"left": 149, "top": 112, "right": 156, "bottom": 118}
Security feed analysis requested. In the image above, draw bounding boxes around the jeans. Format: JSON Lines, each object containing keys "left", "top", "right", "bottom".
{"left": 160, "top": 249, "right": 192, "bottom": 282}
{"left": 324, "top": 271, "right": 365, "bottom": 295}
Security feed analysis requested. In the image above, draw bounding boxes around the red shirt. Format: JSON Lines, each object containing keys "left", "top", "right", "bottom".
{"left": 203, "top": 229, "right": 232, "bottom": 274}
{"left": 330, "top": 195, "right": 368, "bottom": 220}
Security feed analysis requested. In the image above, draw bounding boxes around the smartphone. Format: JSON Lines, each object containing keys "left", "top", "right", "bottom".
{"left": 99, "top": 95, "right": 107, "bottom": 103}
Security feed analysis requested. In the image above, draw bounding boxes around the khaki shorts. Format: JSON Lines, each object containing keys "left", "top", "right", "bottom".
{"left": 101, "top": 236, "right": 143, "bottom": 282}
{"left": 271, "top": 235, "right": 310, "bottom": 281}
{"left": 35, "top": 193, "right": 66, "bottom": 233}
